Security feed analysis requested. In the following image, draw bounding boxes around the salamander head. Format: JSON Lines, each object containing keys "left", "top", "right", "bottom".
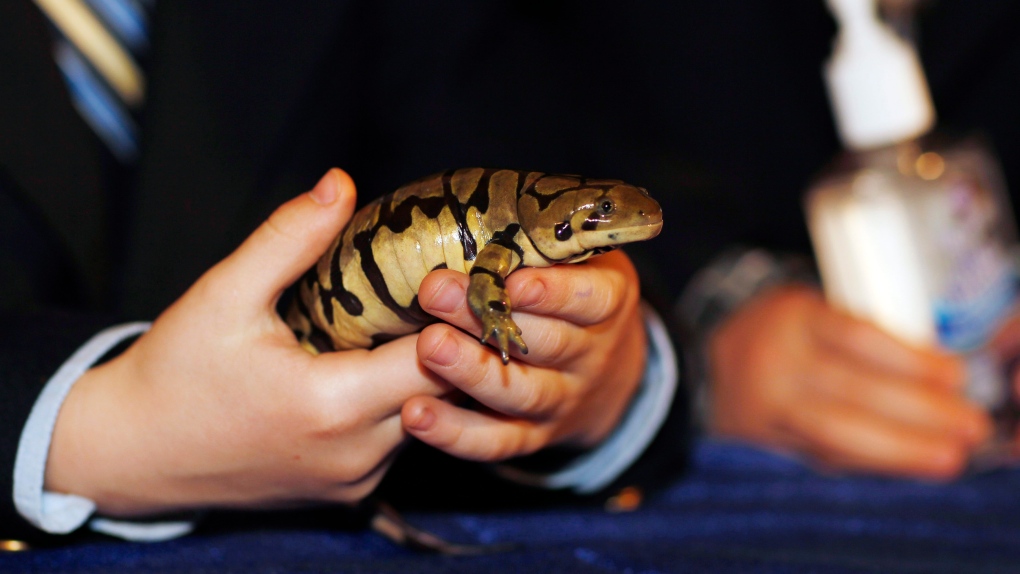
{"left": 518, "top": 174, "right": 663, "bottom": 262}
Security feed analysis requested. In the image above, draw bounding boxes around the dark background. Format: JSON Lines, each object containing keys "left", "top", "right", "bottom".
{"left": 7, "top": 1, "right": 1020, "bottom": 316}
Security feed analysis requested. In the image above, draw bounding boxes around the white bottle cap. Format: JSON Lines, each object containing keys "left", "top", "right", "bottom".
{"left": 824, "top": 0, "right": 935, "bottom": 150}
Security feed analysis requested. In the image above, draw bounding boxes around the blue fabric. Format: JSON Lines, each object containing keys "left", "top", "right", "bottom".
{"left": 5, "top": 438, "right": 1020, "bottom": 573}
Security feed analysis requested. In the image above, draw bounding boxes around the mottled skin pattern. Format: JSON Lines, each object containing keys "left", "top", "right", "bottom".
{"left": 287, "top": 168, "right": 663, "bottom": 364}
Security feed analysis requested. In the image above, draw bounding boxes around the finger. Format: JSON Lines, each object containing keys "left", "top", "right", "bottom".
{"left": 216, "top": 168, "right": 358, "bottom": 308}
{"left": 418, "top": 273, "right": 592, "bottom": 367}
{"left": 506, "top": 251, "right": 637, "bottom": 326}
{"left": 313, "top": 335, "right": 454, "bottom": 420}
{"left": 416, "top": 323, "right": 570, "bottom": 418}
{"left": 807, "top": 355, "right": 991, "bottom": 445}
{"left": 810, "top": 301, "right": 965, "bottom": 390}
{"left": 418, "top": 252, "right": 636, "bottom": 328}
{"left": 780, "top": 395, "right": 971, "bottom": 480}
{"left": 417, "top": 270, "right": 475, "bottom": 326}
{"left": 402, "top": 395, "right": 548, "bottom": 461}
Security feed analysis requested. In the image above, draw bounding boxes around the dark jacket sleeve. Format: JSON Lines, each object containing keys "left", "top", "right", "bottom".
{"left": 0, "top": 312, "right": 117, "bottom": 543}
{"left": 0, "top": 166, "right": 121, "bottom": 542}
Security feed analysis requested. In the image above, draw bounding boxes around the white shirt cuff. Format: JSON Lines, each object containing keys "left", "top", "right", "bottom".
{"left": 495, "top": 302, "right": 679, "bottom": 494}
{"left": 12, "top": 322, "right": 194, "bottom": 541}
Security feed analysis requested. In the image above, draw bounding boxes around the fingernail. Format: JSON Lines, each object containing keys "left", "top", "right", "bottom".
{"left": 309, "top": 169, "right": 338, "bottom": 205}
{"left": 516, "top": 279, "right": 543, "bottom": 308}
{"left": 407, "top": 405, "right": 436, "bottom": 431}
{"left": 424, "top": 279, "right": 463, "bottom": 314}
{"left": 425, "top": 332, "right": 460, "bottom": 367}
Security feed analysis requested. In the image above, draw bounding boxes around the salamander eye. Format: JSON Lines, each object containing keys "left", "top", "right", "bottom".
{"left": 555, "top": 221, "right": 573, "bottom": 241}
{"left": 597, "top": 199, "right": 615, "bottom": 216}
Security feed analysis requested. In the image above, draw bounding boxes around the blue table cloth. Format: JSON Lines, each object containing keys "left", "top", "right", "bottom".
{"left": 5, "top": 438, "right": 1020, "bottom": 573}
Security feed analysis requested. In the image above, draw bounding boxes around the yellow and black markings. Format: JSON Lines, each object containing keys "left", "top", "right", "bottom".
{"left": 288, "top": 168, "right": 663, "bottom": 363}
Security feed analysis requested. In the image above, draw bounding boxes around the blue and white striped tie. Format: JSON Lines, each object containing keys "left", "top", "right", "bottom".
{"left": 34, "top": 0, "right": 152, "bottom": 163}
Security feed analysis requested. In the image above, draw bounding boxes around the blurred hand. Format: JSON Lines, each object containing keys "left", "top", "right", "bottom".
{"left": 45, "top": 169, "right": 451, "bottom": 517}
{"left": 402, "top": 250, "right": 648, "bottom": 461}
{"left": 986, "top": 311, "right": 1020, "bottom": 449}
{"left": 708, "top": 284, "right": 991, "bottom": 479}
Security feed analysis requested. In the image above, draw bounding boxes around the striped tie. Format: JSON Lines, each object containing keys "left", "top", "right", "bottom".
{"left": 33, "top": 0, "right": 152, "bottom": 163}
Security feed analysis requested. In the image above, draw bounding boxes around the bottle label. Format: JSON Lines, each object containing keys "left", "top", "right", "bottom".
{"left": 931, "top": 177, "right": 1018, "bottom": 353}
{"left": 934, "top": 247, "right": 1017, "bottom": 352}
{"left": 927, "top": 174, "right": 1019, "bottom": 415}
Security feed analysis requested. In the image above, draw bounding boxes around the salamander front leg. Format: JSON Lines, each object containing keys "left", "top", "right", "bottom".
{"left": 467, "top": 243, "right": 527, "bottom": 364}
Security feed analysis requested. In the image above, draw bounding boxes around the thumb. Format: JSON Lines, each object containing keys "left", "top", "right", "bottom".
{"left": 216, "top": 168, "right": 357, "bottom": 308}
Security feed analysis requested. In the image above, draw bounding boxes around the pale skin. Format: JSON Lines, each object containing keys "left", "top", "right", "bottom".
{"left": 708, "top": 284, "right": 993, "bottom": 480}
{"left": 44, "top": 168, "right": 647, "bottom": 518}
{"left": 407, "top": 247, "right": 647, "bottom": 459}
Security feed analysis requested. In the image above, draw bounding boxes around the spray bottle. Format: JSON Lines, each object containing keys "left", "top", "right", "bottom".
{"left": 805, "top": 0, "right": 1020, "bottom": 464}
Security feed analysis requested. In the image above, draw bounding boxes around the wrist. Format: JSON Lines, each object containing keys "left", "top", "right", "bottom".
{"left": 676, "top": 247, "right": 816, "bottom": 429}
{"left": 46, "top": 345, "right": 185, "bottom": 518}
{"left": 45, "top": 355, "right": 139, "bottom": 515}
{"left": 43, "top": 354, "right": 200, "bottom": 540}
{"left": 14, "top": 322, "right": 151, "bottom": 534}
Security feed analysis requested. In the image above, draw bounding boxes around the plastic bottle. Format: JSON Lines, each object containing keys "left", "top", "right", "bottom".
{"left": 805, "top": 0, "right": 1020, "bottom": 464}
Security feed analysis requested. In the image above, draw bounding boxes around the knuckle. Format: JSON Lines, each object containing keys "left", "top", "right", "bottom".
{"left": 610, "top": 262, "right": 636, "bottom": 298}
{"left": 517, "top": 385, "right": 546, "bottom": 414}
{"left": 301, "top": 390, "right": 364, "bottom": 439}
{"left": 554, "top": 272, "right": 609, "bottom": 321}
{"left": 483, "top": 433, "right": 526, "bottom": 461}
{"left": 590, "top": 275, "right": 625, "bottom": 322}
{"left": 476, "top": 441, "right": 506, "bottom": 461}
{"left": 516, "top": 379, "right": 561, "bottom": 417}
{"left": 459, "top": 350, "right": 501, "bottom": 395}
{"left": 262, "top": 205, "right": 302, "bottom": 244}
{"left": 533, "top": 327, "right": 575, "bottom": 365}
{"left": 456, "top": 355, "right": 494, "bottom": 393}
{"left": 432, "top": 424, "right": 465, "bottom": 451}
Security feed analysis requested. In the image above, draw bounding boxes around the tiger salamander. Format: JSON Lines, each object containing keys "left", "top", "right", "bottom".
{"left": 287, "top": 168, "right": 663, "bottom": 364}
